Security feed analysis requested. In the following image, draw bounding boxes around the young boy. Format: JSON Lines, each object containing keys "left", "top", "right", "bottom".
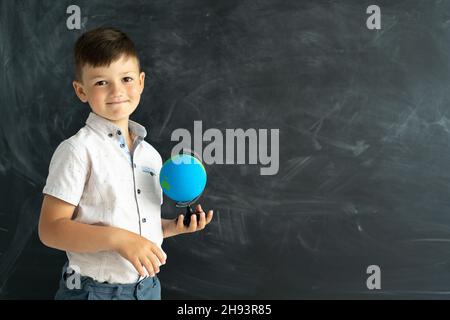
{"left": 38, "top": 27, "right": 213, "bottom": 300}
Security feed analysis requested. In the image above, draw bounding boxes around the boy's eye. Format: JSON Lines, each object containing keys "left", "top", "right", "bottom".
{"left": 95, "top": 80, "right": 107, "bottom": 86}
{"left": 123, "top": 77, "right": 133, "bottom": 83}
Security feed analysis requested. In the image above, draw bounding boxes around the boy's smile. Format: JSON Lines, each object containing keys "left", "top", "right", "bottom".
{"left": 73, "top": 54, "right": 145, "bottom": 130}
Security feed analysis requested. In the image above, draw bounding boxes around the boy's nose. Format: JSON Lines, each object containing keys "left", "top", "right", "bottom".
{"left": 110, "top": 82, "right": 125, "bottom": 97}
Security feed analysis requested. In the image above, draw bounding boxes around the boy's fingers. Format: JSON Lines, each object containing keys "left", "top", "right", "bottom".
{"left": 188, "top": 214, "right": 197, "bottom": 232}
{"left": 147, "top": 255, "right": 160, "bottom": 274}
{"left": 206, "top": 210, "right": 213, "bottom": 223}
{"left": 177, "top": 214, "right": 185, "bottom": 229}
{"left": 133, "top": 258, "right": 146, "bottom": 277}
{"left": 198, "top": 211, "right": 206, "bottom": 229}
{"left": 197, "top": 204, "right": 203, "bottom": 212}
{"left": 153, "top": 247, "right": 167, "bottom": 265}
{"left": 141, "top": 257, "right": 154, "bottom": 277}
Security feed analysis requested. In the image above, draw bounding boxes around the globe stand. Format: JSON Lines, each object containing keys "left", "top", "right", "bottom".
{"left": 175, "top": 195, "right": 201, "bottom": 226}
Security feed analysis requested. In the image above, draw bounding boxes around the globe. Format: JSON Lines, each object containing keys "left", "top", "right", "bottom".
{"left": 159, "top": 154, "right": 207, "bottom": 204}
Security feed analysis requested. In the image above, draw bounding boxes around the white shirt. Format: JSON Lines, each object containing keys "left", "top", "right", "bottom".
{"left": 43, "top": 112, "right": 165, "bottom": 284}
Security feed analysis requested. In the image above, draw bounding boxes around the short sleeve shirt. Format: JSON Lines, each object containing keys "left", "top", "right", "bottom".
{"left": 43, "top": 112, "right": 164, "bottom": 284}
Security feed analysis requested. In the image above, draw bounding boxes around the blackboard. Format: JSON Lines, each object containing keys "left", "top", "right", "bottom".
{"left": 2, "top": 0, "right": 450, "bottom": 299}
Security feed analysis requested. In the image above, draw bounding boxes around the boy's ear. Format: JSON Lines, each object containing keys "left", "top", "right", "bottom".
{"left": 72, "top": 80, "right": 88, "bottom": 103}
{"left": 139, "top": 72, "right": 145, "bottom": 94}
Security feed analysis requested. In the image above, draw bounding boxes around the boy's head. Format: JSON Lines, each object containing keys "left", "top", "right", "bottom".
{"left": 72, "top": 27, "right": 145, "bottom": 124}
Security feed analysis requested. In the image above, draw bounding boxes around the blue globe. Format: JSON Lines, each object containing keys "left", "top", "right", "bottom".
{"left": 159, "top": 154, "right": 207, "bottom": 203}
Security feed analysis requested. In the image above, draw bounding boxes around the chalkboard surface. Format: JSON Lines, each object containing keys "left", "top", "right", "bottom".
{"left": 2, "top": 0, "right": 450, "bottom": 299}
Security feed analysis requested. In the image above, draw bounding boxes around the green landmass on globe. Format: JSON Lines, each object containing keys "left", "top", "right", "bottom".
{"left": 161, "top": 178, "right": 171, "bottom": 192}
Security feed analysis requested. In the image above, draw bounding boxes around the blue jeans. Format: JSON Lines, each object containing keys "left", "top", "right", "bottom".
{"left": 54, "top": 263, "right": 161, "bottom": 300}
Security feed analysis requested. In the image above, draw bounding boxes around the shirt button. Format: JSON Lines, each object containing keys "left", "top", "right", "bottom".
{"left": 137, "top": 189, "right": 141, "bottom": 194}
{"left": 108, "top": 133, "right": 113, "bottom": 137}
{"left": 120, "top": 143, "right": 125, "bottom": 148}
{"left": 117, "top": 130, "right": 122, "bottom": 135}
{"left": 142, "top": 218, "right": 147, "bottom": 223}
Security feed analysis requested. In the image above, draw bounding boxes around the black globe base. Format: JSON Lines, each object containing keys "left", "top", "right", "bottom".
{"left": 183, "top": 205, "right": 200, "bottom": 226}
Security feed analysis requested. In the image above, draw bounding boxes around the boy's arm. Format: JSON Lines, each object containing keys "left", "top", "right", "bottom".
{"left": 162, "top": 204, "right": 213, "bottom": 239}
{"left": 161, "top": 218, "right": 181, "bottom": 238}
{"left": 38, "top": 194, "right": 122, "bottom": 253}
{"left": 39, "top": 194, "right": 166, "bottom": 277}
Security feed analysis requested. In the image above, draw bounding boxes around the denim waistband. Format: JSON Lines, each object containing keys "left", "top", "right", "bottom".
{"left": 61, "top": 262, "right": 157, "bottom": 295}
{"left": 81, "top": 275, "right": 156, "bottom": 295}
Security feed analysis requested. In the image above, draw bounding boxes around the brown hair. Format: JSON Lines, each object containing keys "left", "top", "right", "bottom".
{"left": 74, "top": 27, "right": 140, "bottom": 81}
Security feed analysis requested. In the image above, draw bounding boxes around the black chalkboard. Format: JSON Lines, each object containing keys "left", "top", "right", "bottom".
{"left": 3, "top": 0, "right": 450, "bottom": 299}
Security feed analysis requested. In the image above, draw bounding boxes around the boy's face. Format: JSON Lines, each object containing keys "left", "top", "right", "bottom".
{"left": 73, "top": 55, "right": 145, "bottom": 125}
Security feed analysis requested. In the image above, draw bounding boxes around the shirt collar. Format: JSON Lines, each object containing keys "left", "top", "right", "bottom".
{"left": 85, "top": 112, "right": 147, "bottom": 139}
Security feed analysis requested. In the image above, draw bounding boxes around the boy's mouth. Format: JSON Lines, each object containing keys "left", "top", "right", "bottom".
{"left": 106, "top": 100, "right": 129, "bottom": 105}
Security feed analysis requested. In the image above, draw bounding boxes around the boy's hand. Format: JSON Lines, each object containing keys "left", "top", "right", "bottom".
{"left": 175, "top": 204, "right": 213, "bottom": 234}
{"left": 114, "top": 229, "right": 166, "bottom": 277}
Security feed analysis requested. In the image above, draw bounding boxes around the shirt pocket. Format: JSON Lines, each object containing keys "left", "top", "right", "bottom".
{"left": 137, "top": 165, "right": 163, "bottom": 205}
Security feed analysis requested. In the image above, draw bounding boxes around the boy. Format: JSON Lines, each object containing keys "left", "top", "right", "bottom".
{"left": 38, "top": 27, "right": 213, "bottom": 300}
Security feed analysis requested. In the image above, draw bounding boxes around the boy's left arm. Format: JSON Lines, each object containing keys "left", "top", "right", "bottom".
{"left": 162, "top": 204, "right": 213, "bottom": 239}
